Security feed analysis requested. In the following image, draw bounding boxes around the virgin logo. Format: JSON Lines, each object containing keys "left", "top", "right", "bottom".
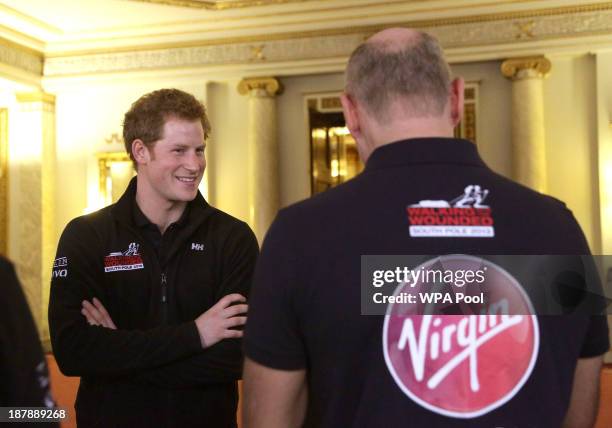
{"left": 383, "top": 256, "right": 539, "bottom": 419}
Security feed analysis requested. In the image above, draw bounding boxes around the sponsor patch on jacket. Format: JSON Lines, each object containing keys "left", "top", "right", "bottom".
{"left": 104, "top": 242, "right": 144, "bottom": 273}
{"left": 407, "top": 185, "right": 495, "bottom": 238}
{"left": 52, "top": 257, "right": 68, "bottom": 278}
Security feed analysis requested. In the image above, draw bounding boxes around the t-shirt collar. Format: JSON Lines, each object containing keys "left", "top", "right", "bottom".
{"left": 364, "top": 138, "right": 486, "bottom": 171}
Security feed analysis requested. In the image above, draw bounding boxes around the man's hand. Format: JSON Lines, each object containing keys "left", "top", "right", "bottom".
{"left": 81, "top": 298, "right": 117, "bottom": 329}
{"left": 195, "top": 293, "right": 247, "bottom": 349}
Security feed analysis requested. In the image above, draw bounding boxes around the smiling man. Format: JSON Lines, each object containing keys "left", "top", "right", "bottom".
{"left": 49, "top": 89, "right": 258, "bottom": 428}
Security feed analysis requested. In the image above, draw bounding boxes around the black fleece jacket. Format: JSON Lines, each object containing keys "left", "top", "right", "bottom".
{"left": 48, "top": 178, "right": 258, "bottom": 428}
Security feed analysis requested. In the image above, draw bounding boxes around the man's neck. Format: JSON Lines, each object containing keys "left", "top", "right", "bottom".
{"left": 135, "top": 179, "right": 186, "bottom": 234}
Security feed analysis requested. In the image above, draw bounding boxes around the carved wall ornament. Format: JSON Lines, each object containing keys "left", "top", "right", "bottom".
{"left": 514, "top": 20, "right": 536, "bottom": 39}
{"left": 501, "top": 57, "right": 552, "bottom": 80}
{"left": 105, "top": 133, "right": 124, "bottom": 145}
{"left": 249, "top": 45, "right": 266, "bottom": 61}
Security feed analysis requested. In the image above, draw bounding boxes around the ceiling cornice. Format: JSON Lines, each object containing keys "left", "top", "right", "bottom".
{"left": 1, "top": 1, "right": 610, "bottom": 80}
{"left": 0, "top": 36, "right": 44, "bottom": 78}
{"left": 43, "top": 2, "right": 612, "bottom": 58}
{"left": 41, "top": 3, "right": 612, "bottom": 78}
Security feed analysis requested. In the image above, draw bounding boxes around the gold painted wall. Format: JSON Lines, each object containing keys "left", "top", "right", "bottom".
{"left": 206, "top": 79, "right": 250, "bottom": 221}
{"left": 451, "top": 61, "right": 512, "bottom": 180}
{"left": 595, "top": 51, "right": 612, "bottom": 256}
{"left": 544, "top": 54, "right": 600, "bottom": 253}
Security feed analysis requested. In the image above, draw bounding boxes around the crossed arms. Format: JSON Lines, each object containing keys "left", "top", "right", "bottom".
{"left": 49, "top": 217, "right": 258, "bottom": 387}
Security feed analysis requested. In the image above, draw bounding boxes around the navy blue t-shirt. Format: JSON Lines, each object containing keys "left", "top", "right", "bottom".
{"left": 244, "top": 138, "right": 609, "bottom": 427}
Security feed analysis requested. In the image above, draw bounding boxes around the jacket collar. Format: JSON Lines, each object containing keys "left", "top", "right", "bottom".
{"left": 364, "top": 138, "right": 486, "bottom": 172}
{"left": 111, "top": 177, "right": 215, "bottom": 259}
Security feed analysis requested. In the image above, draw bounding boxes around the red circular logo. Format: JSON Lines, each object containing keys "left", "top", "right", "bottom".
{"left": 382, "top": 255, "right": 539, "bottom": 418}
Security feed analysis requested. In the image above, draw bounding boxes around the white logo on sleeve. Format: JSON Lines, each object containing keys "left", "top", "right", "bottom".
{"left": 191, "top": 243, "right": 205, "bottom": 251}
{"left": 52, "top": 257, "right": 68, "bottom": 278}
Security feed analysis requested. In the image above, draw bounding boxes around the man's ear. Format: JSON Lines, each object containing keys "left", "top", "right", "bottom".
{"left": 340, "top": 93, "right": 362, "bottom": 141}
{"left": 131, "top": 139, "right": 149, "bottom": 167}
{"left": 449, "top": 77, "right": 465, "bottom": 127}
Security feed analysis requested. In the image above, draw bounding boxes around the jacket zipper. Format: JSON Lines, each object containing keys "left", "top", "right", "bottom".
{"left": 160, "top": 271, "right": 172, "bottom": 426}
{"left": 161, "top": 272, "right": 168, "bottom": 324}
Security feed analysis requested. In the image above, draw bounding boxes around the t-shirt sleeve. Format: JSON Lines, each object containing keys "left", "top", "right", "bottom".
{"left": 558, "top": 208, "right": 611, "bottom": 358}
{"left": 243, "top": 210, "right": 307, "bottom": 370}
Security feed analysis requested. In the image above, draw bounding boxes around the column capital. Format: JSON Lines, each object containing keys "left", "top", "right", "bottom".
{"left": 237, "top": 77, "right": 282, "bottom": 97}
{"left": 16, "top": 91, "right": 56, "bottom": 105}
{"left": 501, "top": 57, "right": 551, "bottom": 80}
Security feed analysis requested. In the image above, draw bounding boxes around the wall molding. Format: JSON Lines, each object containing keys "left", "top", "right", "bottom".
{"left": 43, "top": 5, "right": 612, "bottom": 77}
{"left": 0, "top": 37, "right": 43, "bottom": 76}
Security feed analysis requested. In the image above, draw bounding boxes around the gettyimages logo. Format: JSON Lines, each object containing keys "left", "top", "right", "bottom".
{"left": 382, "top": 255, "right": 539, "bottom": 418}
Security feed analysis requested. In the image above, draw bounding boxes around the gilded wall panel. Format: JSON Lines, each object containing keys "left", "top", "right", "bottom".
{"left": 13, "top": 94, "right": 56, "bottom": 342}
{"left": 16, "top": 163, "right": 43, "bottom": 333}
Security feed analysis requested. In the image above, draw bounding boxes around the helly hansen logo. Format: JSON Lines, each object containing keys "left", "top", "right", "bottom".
{"left": 191, "top": 243, "right": 205, "bottom": 251}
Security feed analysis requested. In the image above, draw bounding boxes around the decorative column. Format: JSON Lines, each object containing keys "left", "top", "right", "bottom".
{"left": 237, "top": 77, "right": 282, "bottom": 244}
{"left": 13, "top": 92, "right": 56, "bottom": 348}
{"left": 501, "top": 57, "right": 551, "bottom": 192}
